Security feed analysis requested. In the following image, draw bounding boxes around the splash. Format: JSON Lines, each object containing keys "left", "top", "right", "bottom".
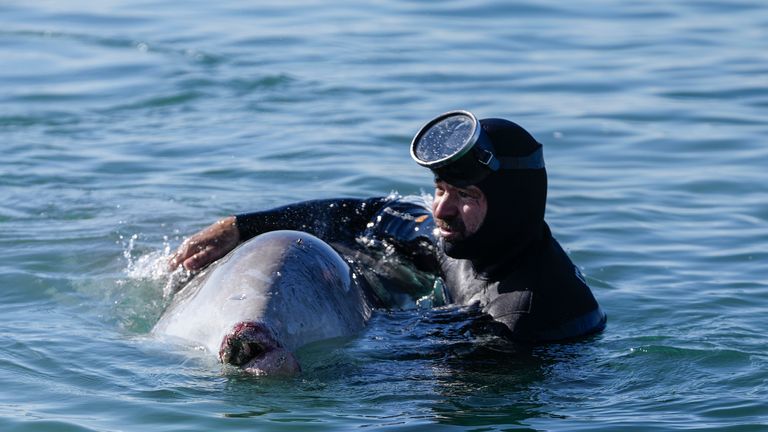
{"left": 120, "top": 233, "right": 193, "bottom": 298}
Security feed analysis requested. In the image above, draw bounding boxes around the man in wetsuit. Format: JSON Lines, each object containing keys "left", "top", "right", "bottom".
{"left": 170, "top": 111, "right": 606, "bottom": 342}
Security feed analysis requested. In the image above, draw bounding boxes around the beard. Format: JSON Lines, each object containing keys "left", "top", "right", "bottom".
{"left": 441, "top": 236, "right": 472, "bottom": 259}
{"left": 437, "top": 216, "right": 481, "bottom": 259}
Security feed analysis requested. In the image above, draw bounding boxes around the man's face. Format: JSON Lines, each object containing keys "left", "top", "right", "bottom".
{"left": 432, "top": 180, "right": 488, "bottom": 242}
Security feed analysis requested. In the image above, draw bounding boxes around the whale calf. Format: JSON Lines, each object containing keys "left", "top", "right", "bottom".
{"left": 152, "top": 230, "right": 372, "bottom": 375}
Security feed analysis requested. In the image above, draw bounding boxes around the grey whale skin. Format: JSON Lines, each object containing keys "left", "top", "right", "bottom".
{"left": 152, "top": 230, "right": 372, "bottom": 375}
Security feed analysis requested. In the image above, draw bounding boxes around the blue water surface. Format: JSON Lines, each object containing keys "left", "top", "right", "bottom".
{"left": 1, "top": 0, "right": 767, "bottom": 430}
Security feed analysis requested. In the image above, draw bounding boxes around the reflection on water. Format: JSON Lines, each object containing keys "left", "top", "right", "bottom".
{"left": 1, "top": 0, "right": 767, "bottom": 430}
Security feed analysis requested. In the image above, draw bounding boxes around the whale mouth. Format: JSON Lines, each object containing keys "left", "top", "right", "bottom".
{"left": 219, "top": 322, "right": 301, "bottom": 375}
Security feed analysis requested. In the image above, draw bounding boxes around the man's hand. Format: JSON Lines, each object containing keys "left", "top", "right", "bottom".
{"left": 169, "top": 216, "right": 241, "bottom": 271}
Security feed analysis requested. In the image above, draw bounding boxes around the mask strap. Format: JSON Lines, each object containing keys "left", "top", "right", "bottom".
{"left": 496, "top": 146, "right": 545, "bottom": 170}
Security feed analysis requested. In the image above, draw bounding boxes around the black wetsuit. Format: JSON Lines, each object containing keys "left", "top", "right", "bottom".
{"left": 235, "top": 195, "right": 606, "bottom": 343}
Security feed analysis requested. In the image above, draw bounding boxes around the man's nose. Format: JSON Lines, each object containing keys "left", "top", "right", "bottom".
{"left": 433, "top": 194, "right": 458, "bottom": 219}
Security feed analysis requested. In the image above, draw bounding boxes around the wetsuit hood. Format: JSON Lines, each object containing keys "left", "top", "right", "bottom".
{"left": 441, "top": 118, "right": 547, "bottom": 273}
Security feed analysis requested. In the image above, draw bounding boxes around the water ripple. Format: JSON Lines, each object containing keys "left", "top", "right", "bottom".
{"left": 1, "top": 0, "right": 767, "bottom": 430}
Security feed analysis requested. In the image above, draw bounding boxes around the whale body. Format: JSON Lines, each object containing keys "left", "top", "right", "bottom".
{"left": 152, "top": 230, "right": 372, "bottom": 374}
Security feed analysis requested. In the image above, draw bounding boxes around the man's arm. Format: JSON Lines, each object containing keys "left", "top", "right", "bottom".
{"left": 169, "top": 197, "right": 389, "bottom": 271}
{"left": 235, "top": 197, "right": 389, "bottom": 244}
{"left": 169, "top": 216, "right": 240, "bottom": 271}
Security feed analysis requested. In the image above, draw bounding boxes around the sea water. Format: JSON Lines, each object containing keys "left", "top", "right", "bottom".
{"left": 1, "top": 1, "right": 767, "bottom": 430}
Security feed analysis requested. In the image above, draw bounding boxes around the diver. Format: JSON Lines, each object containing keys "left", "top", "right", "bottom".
{"left": 169, "top": 110, "right": 606, "bottom": 342}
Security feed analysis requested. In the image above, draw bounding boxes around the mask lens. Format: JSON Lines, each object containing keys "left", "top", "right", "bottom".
{"left": 413, "top": 112, "right": 476, "bottom": 165}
